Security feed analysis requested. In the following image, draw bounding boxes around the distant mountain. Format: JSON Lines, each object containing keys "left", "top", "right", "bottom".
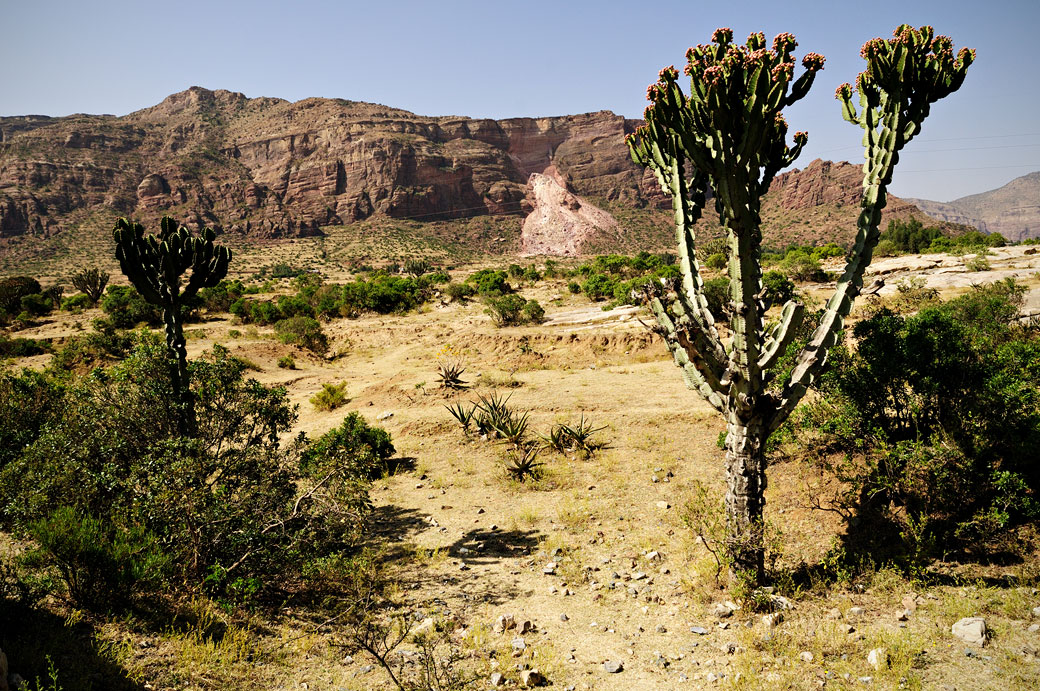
{"left": 0, "top": 87, "right": 969, "bottom": 268}
{"left": 905, "top": 172, "right": 1040, "bottom": 242}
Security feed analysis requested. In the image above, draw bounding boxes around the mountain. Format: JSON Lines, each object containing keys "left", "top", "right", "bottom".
{"left": 905, "top": 172, "right": 1040, "bottom": 242}
{"left": 0, "top": 87, "right": 654, "bottom": 246}
{"left": 0, "top": 87, "right": 961, "bottom": 267}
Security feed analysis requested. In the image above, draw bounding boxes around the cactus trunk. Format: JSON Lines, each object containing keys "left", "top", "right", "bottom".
{"left": 724, "top": 417, "right": 767, "bottom": 579}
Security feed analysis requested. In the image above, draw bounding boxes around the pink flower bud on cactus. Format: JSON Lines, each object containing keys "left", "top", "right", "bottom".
{"left": 801, "top": 52, "right": 825, "bottom": 71}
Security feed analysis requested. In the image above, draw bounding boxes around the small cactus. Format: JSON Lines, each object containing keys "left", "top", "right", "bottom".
{"left": 113, "top": 217, "right": 231, "bottom": 434}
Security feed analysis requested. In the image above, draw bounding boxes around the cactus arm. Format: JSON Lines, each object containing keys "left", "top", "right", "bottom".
{"left": 757, "top": 300, "right": 805, "bottom": 371}
{"left": 646, "top": 294, "right": 726, "bottom": 412}
{"left": 770, "top": 26, "right": 973, "bottom": 435}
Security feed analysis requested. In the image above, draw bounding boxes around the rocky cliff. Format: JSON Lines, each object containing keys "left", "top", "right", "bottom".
{"left": 905, "top": 172, "right": 1040, "bottom": 242}
{"left": 0, "top": 87, "right": 653, "bottom": 244}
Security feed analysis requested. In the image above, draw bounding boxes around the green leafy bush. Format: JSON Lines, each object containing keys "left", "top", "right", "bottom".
{"left": 311, "top": 381, "right": 349, "bottom": 411}
{"left": 301, "top": 412, "right": 395, "bottom": 480}
{"left": 277, "top": 355, "right": 297, "bottom": 370}
{"left": 101, "top": 285, "right": 162, "bottom": 327}
{"left": 485, "top": 295, "right": 544, "bottom": 326}
{"left": 0, "top": 339, "right": 373, "bottom": 605}
{"left": 702, "top": 277, "right": 731, "bottom": 321}
{"left": 0, "top": 334, "right": 51, "bottom": 358}
{"left": 793, "top": 279, "right": 1040, "bottom": 564}
{"left": 466, "top": 269, "right": 511, "bottom": 296}
{"left": 61, "top": 293, "right": 94, "bottom": 312}
{"left": 275, "top": 316, "right": 328, "bottom": 354}
{"left": 0, "top": 276, "right": 41, "bottom": 318}
{"left": 443, "top": 282, "right": 476, "bottom": 302}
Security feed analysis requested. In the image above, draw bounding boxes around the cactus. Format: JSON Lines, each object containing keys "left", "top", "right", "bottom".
{"left": 113, "top": 217, "right": 232, "bottom": 435}
{"left": 70, "top": 267, "right": 110, "bottom": 304}
{"left": 627, "top": 26, "right": 972, "bottom": 580}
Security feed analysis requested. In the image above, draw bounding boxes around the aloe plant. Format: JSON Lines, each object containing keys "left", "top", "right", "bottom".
{"left": 113, "top": 217, "right": 232, "bottom": 434}
{"left": 627, "top": 26, "right": 972, "bottom": 580}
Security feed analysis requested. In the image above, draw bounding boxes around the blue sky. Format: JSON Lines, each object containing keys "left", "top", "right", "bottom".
{"left": 2, "top": 0, "right": 1037, "bottom": 201}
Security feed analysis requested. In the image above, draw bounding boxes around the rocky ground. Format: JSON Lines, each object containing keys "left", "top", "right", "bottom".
{"left": 5, "top": 248, "right": 1040, "bottom": 690}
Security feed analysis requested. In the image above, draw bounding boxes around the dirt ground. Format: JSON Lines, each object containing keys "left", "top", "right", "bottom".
{"left": 6, "top": 255, "right": 1040, "bottom": 690}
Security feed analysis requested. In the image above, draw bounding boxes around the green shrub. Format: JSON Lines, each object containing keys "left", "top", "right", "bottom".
{"left": 198, "top": 279, "right": 245, "bottom": 313}
{"left": 522, "top": 299, "right": 545, "bottom": 324}
{"left": 311, "top": 382, "right": 348, "bottom": 411}
{"left": 50, "top": 319, "right": 134, "bottom": 371}
{"left": 275, "top": 316, "right": 328, "bottom": 354}
{"left": 0, "top": 276, "right": 41, "bottom": 316}
{"left": 27, "top": 506, "right": 168, "bottom": 607}
{"left": 61, "top": 293, "right": 94, "bottom": 312}
{"left": 101, "top": 285, "right": 162, "bottom": 328}
{"left": 0, "top": 334, "right": 51, "bottom": 358}
{"left": 762, "top": 270, "right": 795, "bottom": 306}
{"left": 779, "top": 248, "right": 825, "bottom": 281}
{"left": 704, "top": 252, "right": 727, "bottom": 270}
{"left": 467, "top": 269, "right": 510, "bottom": 296}
{"left": 794, "top": 279, "right": 1040, "bottom": 563}
{"left": 567, "top": 281, "right": 581, "bottom": 294}
{"left": 277, "top": 355, "right": 297, "bottom": 370}
{"left": 0, "top": 340, "right": 372, "bottom": 605}
{"left": 443, "top": 282, "right": 476, "bottom": 302}
{"left": 20, "top": 293, "right": 54, "bottom": 317}
{"left": 301, "top": 412, "right": 395, "bottom": 480}
{"left": 702, "top": 277, "right": 730, "bottom": 321}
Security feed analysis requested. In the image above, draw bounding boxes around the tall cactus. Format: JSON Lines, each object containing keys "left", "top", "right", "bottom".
{"left": 113, "top": 217, "right": 232, "bottom": 435}
{"left": 627, "top": 26, "right": 972, "bottom": 581}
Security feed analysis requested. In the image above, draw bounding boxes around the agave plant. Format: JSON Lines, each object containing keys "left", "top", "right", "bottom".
{"left": 436, "top": 360, "right": 469, "bottom": 390}
{"left": 505, "top": 444, "right": 543, "bottom": 483}
{"left": 473, "top": 392, "right": 514, "bottom": 438}
{"left": 543, "top": 414, "right": 607, "bottom": 458}
{"left": 491, "top": 410, "right": 530, "bottom": 448}
{"left": 445, "top": 401, "right": 477, "bottom": 435}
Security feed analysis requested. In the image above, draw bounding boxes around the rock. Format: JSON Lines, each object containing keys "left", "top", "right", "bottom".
{"left": 520, "top": 169, "right": 620, "bottom": 256}
{"left": 490, "top": 672, "right": 505, "bottom": 687}
{"left": 376, "top": 411, "right": 393, "bottom": 420}
{"left": 559, "top": 614, "right": 569, "bottom": 622}
{"left": 689, "top": 625, "right": 709, "bottom": 635}
{"left": 826, "top": 608, "right": 842, "bottom": 620}
{"left": 799, "top": 651, "right": 814, "bottom": 663}
{"left": 720, "top": 641, "right": 741, "bottom": 655}
{"left": 656, "top": 625, "right": 667, "bottom": 633}
{"left": 901, "top": 594, "right": 920, "bottom": 612}
{"left": 867, "top": 648, "right": 888, "bottom": 670}
{"left": 1029, "top": 624, "right": 1039, "bottom": 633}
{"left": 711, "top": 602, "right": 736, "bottom": 618}
{"left": 656, "top": 501, "right": 671, "bottom": 510}
{"left": 646, "top": 551, "right": 661, "bottom": 561}
{"left": 494, "top": 614, "right": 516, "bottom": 633}
{"left": 543, "top": 562, "right": 557, "bottom": 575}
{"left": 896, "top": 609, "right": 911, "bottom": 621}
{"left": 1033, "top": 606, "right": 1040, "bottom": 618}
{"left": 603, "top": 660, "right": 624, "bottom": 673}
{"left": 519, "top": 620, "right": 536, "bottom": 634}
{"left": 512, "top": 637, "right": 527, "bottom": 651}
{"left": 762, "top": 613, "right": 783, "bottom": 628}
{"left": 952, "top": 617, "right": 987, "bottom": 647}
{"left": 848, "top": 607, "right": 865, "bottom": 619}
{"left": 412, "top": 617, "right": 435, "bottom": 636}
{"left": 520, "top": 669, "right": 544, "bottom": 687}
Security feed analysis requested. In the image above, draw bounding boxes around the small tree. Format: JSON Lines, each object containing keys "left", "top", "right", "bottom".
{"left": 628, "top": 26, "right": 973, "bottom": 581}
{"left": 112, "top": 217, "right": 232, "bottom": 435}
{"left": 70, "top": 268, "right": 110, "bottom": 304}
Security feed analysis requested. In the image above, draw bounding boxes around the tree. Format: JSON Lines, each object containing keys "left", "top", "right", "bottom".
{"left": 112, "top": 217, "right": 232, "bottom": 435}
{"left": 70, "top": 268, "right": 110, "bottom": 304}
{"left": 627, "top": 25, "right": 973, "bottom": 581}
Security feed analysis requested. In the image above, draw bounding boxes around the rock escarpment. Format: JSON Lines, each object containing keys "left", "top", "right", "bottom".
{"left": 906, "top": 171, "right": 1040, "bottom": 242}
{"left": 520, "top": 167, "right": 619, "bottom": 256}
{"left": 0, "top": 87, "right": 653, "bottom": 244}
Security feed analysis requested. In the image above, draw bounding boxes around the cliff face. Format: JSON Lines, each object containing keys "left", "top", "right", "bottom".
{"left": 905, "top": 172, "right": 1040, "bottom": 242}
{"left": 0, "top": 87, "right": 653, "bottom": 243}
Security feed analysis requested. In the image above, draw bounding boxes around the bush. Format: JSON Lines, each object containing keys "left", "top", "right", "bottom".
{"left": 704, "top": 252, "right": 727, "bottom": 270}
{"left": 61, "top": 293, "right": 94, "bottom": 312}
{"left": 20, "top": 293, "right": 55, "bottom": 317}
{"left": 277, "top": 355, "right": 296, "bottom": 370}
{"left": 311, "top": 382, "right": 348, "bottom": 411}
{"left": 485, "top": 295, "right": 543, "bottom": 327}
{"left": 780, "top": 249, "right": 825, "bottom": 281}
{"left": 197, "top": 279, "right": 245, "bottom": 313}
{"left": 0, "top": 334, "right": 51, "bottom": 358}
{"left": 0, "top": 276, "right": 41, "bottom": 317}
{"left": 762, "top": 270, "right": 795, "bottom": 306}
{"left": 443, "top": 282, "right": 476, "bottom": 302}
{"left": 794, "top": 279, "right": 1040, "bottom": 563}
{"left": 467, "top": 269, "right": 510, "bottom": 296}
{"left": 27, "top": 506, "right": 168, "bottom": 607}
{"left": 275, "top": 316, "right": 328, "bottom": 355}
{"left": 702, "top": 277, "right": 731, "bottom": 321}
{"left": 0, "top": 339, "right": 371, "bottom": 605}
{"left": 301, "top": 412, "right": 395, "bottom": 480}
{"left": 101, "top": 285, "right": 162, "bottom": 328}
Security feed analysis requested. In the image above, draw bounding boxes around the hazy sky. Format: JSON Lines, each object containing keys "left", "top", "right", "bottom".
{"left": 3, "top": 0, "right": 1037, "bottom": 201}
